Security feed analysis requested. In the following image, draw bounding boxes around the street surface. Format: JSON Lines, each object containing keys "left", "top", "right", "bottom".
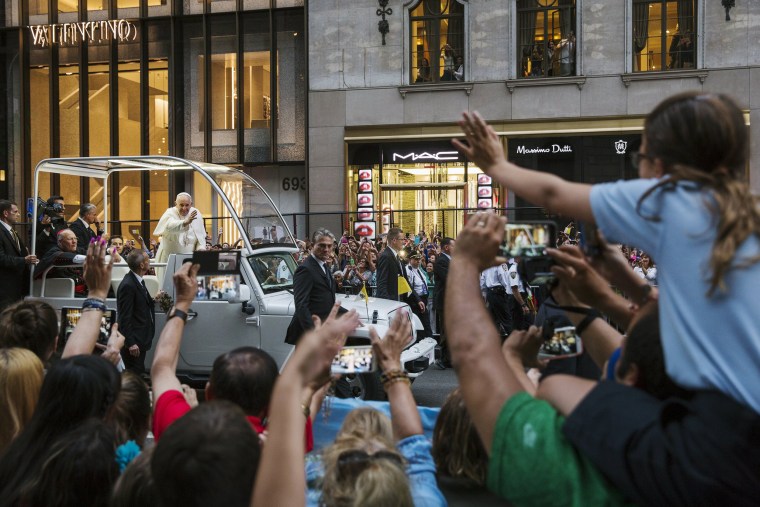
{"left": 412, "top": 366, "right": 458, "bottom": 407}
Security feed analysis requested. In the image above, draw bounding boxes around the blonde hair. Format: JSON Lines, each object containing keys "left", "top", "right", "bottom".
{"left": 337, "top": 407, "right": 394, "bottom": 443}
{"left": 0, "top": 348, "right": 44, "bottom": 451}
{"left": 321, "top": 435, "right": 412, "bottom": 507}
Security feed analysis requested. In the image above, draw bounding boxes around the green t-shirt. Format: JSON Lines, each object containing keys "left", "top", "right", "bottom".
{"left": 487, "top": 392, "right": 633, "bottom": 507}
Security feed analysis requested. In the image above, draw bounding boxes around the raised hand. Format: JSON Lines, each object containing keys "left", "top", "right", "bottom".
{"left": 370, "top": 312, "right": 412, "bottom": 373}
{"left": 83, "top": 237, "right": 113, "bottom": 300}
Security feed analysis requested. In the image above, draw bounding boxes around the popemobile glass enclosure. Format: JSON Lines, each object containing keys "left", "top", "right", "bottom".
{"left": 30, "top": 156, "right": 296, "bottom": 261}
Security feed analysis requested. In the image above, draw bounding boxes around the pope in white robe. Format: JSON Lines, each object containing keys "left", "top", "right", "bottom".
{"left": 153, "top": 192, "right": 207, "bottom": 284}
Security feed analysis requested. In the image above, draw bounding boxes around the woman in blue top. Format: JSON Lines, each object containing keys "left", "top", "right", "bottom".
{"left": 454, "top": 92, "right": 760, "bottom": 505}
{"left": 454, "top": 92, "right": 760, "bottom": 412}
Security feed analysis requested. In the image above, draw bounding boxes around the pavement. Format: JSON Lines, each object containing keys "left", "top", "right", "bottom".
{"left": 412, "top": 366, "right": 459, "bottom": 407}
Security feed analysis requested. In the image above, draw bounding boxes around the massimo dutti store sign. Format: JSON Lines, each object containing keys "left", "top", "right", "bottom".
{"left": 28, "top": 19, "right": 138, "bottom": 48}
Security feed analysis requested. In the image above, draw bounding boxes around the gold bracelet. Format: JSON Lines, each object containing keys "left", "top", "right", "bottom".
{"left": 380, "top": 369, "right": 408, "bottom": 385}
{"left": 382, "top": 377, "right": 411, "bottom": 391}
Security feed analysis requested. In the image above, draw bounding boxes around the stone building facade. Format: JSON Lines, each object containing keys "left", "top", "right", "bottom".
{"left": 306, "top": 0, "right": 760, "bottom": 238}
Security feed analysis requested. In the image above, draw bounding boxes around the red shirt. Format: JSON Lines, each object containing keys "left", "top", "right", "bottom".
{"left": 152, "top": 390, "right": 313, "bottom": 452}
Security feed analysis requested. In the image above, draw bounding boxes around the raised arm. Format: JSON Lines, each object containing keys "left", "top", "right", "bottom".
{"left": 371, "top": 314, "right": 421, "bottom": 440}
{"left": 150, "top": 261, "right": 199, "bottom": 402}
{"left": 63, "top": 238, "right": 113, "bottom": 358}
{"left": 453, "top": 111, "right": 594, "bottom": 222}
{"left": 446, "top": 212, "right": 525, "bottom": 454}
{"left": 252, "top": 304, "right": 359, "bottom": 507}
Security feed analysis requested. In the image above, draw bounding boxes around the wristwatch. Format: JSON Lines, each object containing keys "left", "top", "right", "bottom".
{"left": 167, "top": 307, "right": 188, "bottom": 323}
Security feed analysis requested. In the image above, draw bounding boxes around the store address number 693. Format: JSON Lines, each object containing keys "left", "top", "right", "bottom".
{"left": 282, "top": 177, "right": 306, "bottom": 191}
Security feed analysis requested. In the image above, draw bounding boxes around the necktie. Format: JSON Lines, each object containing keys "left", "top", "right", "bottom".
{"left": 323, "top": 263, "right": 332, "bottom": 289}
{"left": 141, "top": 280, "right": 155, "bottom": 323}
{"left": 10, "top": 228, "right": 20, "bottom": 251}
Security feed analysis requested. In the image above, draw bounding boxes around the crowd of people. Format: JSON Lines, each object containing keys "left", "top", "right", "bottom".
{"left": 1, "top": 90, "right": 759, "bottom": 507}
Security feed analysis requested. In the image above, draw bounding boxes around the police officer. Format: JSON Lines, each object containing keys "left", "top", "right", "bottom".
{"left": 482, "top": 262, "right": 513, "bottom": 337}
{"left": 509, "top": 256, "right": 534, "bottom": 331}
{"left": 406, "top": 253, "right": 433, "bottom": 338}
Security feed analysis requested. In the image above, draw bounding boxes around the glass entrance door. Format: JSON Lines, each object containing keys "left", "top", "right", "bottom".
{"left": 380, "top": 162, "right": 465, "bottom": 238}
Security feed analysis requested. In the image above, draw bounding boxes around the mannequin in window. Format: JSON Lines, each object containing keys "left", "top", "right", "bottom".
{"left": 416, "top": 58, "right": 432, "bottom": 83}
{"left": 440, "top": 44, "right": 455, "bottom": 81}
{"left": 453, "top": 56, "right": 464, "bottom": 81}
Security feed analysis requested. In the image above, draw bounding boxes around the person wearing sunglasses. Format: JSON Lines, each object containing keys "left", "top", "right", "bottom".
{"left": 303, "top": 313, "right": 446, "bottom": 507}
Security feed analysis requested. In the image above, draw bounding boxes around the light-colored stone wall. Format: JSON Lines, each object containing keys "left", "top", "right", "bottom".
{"left": 306, "top": 0, "right": 760, "bottom": 227}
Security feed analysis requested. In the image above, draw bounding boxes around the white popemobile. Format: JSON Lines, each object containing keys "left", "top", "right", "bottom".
{"left": 29, "top": 157, "right": 437, "bottom": 399}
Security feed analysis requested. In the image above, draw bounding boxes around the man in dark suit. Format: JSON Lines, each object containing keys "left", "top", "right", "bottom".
{"left": 285, "top": 228, "right": 347, "bottom": 345}
{"left": 433, "top": 237, "right": 455, "bottom": 367}
{"left": 0, "top": 200, "right": 38, "bottom": 311}
{"left": 36, "top": 228, "right": 87, "bottom": 296}
{"left": 376, "top": 228, "right": 423, "bottom": 315}
{"left": 117, "top": 249, "right": 156, "bottom": 374}
{"left": 35, "top": 195, "right": 68, "bottom": 258}
{"left": 69, "top": 203, "right": 103, "bottom": 254}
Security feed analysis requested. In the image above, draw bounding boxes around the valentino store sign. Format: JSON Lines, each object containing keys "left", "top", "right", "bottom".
{"left": 28, "top": 19, "right": 138, "bottom": 48}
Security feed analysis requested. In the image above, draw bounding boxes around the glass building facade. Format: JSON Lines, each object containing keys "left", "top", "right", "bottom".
{"left": 0, "top": 0, "right": 305, "bottom": 232}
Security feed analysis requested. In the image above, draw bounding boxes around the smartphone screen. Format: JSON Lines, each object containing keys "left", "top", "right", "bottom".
{"left": 538, "top": 326, "right": 583, "bottom": 360}
{"left": 579, "top": 221, "right": 601, "bottom": 256}
{"left": 191, "top": 250, "right": 242, "bottom": 301}
{"left": 331, "top": 346, "right": 376, "bottom": 374}
{"left": 60, "top": 307, "right": 116, "bottom": 348}
{"left": 501, "top": 222, "right": 556, "bottom": 258}
{"left": 129, "top": 227, "right": 141, "bottom": 238}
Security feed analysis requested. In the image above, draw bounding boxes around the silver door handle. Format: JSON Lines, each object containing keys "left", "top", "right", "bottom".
{"left": 246, "top": 316, "right": 260, "bottom": 326}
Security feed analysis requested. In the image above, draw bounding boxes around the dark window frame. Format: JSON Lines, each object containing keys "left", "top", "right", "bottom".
{"left": 409, "top": 0, "right": 465, "bottom": 85}
{"left": 516, "top": 0, "right": 576, "bottom": 80}
{"left": 632, "top": 0, "right": 697, "bottom": 73}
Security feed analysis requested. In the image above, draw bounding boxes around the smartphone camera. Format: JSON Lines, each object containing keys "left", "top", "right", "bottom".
{"left": 60, "top": 307, "right": 116, "bottom": 350}
{"left": 538, "top": 324, "right": 583, "bottom": 360}
{"left": 502, "top": 222, "right": 557, "bottom": 286}
{"left": 579, "top": 221, "right": 602, "bottom": 257}
{"left": 331, "top": 346, "right": 376, "bottom": 374}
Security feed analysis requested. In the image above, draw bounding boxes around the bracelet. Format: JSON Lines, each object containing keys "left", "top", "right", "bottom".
{"left": 382, "top": 377, "right": 411, "bottom": 391}
{"left": 380, "top": 369, "right": 408, "bottom": 385}
{"left": 575, "top": 309, "right": 602, "bottom": 335}
{"left": 301, "top": 403, "right": 311, "bottom": 419}
{"left": 82, "top": 299, "right": 107, "bottom": 312}
{"left": 86, "top": 296, "right": 106, "bottom": 303}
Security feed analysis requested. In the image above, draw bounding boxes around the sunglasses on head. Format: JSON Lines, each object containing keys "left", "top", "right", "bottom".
{"left": 336, "top": 449, "right": 404, "bottom": 479}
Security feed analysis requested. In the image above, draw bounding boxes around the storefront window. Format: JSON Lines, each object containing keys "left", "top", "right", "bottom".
{"left": 58, "top": 0, "right": 78, "bottom": 13}
{"left": 149, "top": 170, "right": 169, "bottom": 232}
{"left": 88, "top": 63, "right": 110, "bottom": 157}
{"left": 517, "top": 0, "right": 576, "bottom": 79}
{"left": 29, "top": 0, "right": 48, "bottom": 16}
{"left": 409, "top": 0, "right": 465, "bottom": 84}
{"left": 347, "top": 141, "right": 485, "bottom": 239}
{"left": 244, "top": 12, "right": 272, "bottom": 163}
{"left": 118, "top": 171, "right": 142, "bottom": 237}
{"left": 30, "top": 67, "right": 50, "bottom": 175}
{"left": 88, "top": 0, "right": 108, "bottom": 10}
{"left": 60, "top": 175, "right": 81, "bottom": 222}
{"left": 118, "top": 62, "right": 141, "bottom": 155}
{"left": 149, "top": 61, "right": 169, "bottom": 155}
{"left": 632, "top": 0, "right": 696, "bottom": 72}
{"left": 59, "top": 65, "right": 80, "bottom": 158}
{"left": 210, "top": 15, "right": 238, "bottom": 163}
{"left": 275, "top": 10, "right": 305, "bottom": 161}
